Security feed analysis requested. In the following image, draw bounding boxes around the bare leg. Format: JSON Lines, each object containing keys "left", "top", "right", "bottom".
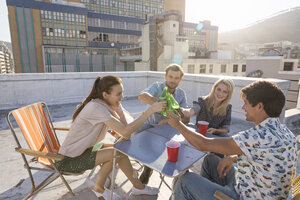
{"left": 116, "top": 153, "right": 145, "bottom": 189}
{"left": 93, "top": 144, "right": 115, "bottom": 193}
{"left": 93, "top": 144, "right": 145, "bottom": 193}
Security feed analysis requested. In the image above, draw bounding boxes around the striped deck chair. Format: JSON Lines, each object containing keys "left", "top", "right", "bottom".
{"left": 6, "top": 102, "right": 77, "bottom": 200}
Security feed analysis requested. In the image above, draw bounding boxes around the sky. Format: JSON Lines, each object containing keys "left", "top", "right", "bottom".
{"left": 186, "top": 0, "right": 300, "bottom": 32}
{"left": 1, "top": 0, "right": 300, "bottom": 42}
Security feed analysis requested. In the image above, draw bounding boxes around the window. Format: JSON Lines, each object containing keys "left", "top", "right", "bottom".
{"left": 48, "top": 11, "right": 52, "bottom": 19}
{"left": 187, "top": 64, "right": 195, "bottom": 73}
{"left": 283, "top": 62, "right": 293, "bottom": 71}
{"left": 42, "top": 27, "right": 46, "bottom": 36}
{"left": 242, "top": 64, "right": 246, "bottom": 72}
{"left": 41, "top": 10, "right": 44, "bottom": 19}
{"left": 233, "top": 64, "right": 238, "bottom": 72}
{"left": 221, "top": 64, "right": 226, "bottom": 73}
{"left": 199, "top": 64, "right": 206, "bottom": 73}
{"left": 209, "top": 64, "right": 213, "bottom": 73}
{"left": 49, "top": 28, "right": 53, "bottom": 36}
{"left": 103, "top": 34, "right": 109, "bottom": 42}
{"left": 79, "top": 30, "right": 86, "bottom": 39}
{"left": 57, "top": 28, "right": 61, "bottom": 37}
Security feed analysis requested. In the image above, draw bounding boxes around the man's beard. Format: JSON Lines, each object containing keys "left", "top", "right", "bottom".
{"left": 166, "top": 82, "right": 177, "bottom": 90}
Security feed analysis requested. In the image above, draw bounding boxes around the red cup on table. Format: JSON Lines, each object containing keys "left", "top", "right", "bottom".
{"left": 197, "top": 121, "right": 209, "bottom": 136}
{"left": 166, "top": 140, "right": 180, "bottom": 162}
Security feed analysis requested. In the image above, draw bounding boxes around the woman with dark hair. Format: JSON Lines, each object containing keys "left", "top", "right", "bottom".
{"left": 55, "top": 76, "right": 166, "bottom": 200}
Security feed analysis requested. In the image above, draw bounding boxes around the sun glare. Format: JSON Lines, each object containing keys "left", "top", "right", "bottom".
{"left": 186, "top": 0, "right": 300, "bottom": 32}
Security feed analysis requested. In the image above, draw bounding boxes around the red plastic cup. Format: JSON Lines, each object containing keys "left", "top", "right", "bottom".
{"left": 197, "top": 121, "right": 209, "bottom": 136}
{"left": 166, "top": 140, "right": 180, "bottom": 162}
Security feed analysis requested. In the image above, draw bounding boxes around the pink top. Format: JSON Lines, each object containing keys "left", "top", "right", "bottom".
{"left": 59, "top": 100, "right": 115, "bottom": 157}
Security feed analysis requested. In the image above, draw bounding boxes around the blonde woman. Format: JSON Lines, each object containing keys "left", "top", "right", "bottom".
{"left": 182, "top": 79, "right": 235, "bottom": 135}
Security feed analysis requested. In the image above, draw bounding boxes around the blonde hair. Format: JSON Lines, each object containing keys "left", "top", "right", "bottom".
{"left": 205, "top": 78, "right": 235, "bottom": 116}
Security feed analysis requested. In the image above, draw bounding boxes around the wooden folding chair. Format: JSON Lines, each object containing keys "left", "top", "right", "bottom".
{"left": 214, "top": 190, "right": 233, "bottom": 200}
{"left": 6, "top": 102, "right": 79, "bottom": 200}
{"left": 292, "top": 174, "right": 300, "bottom": 200}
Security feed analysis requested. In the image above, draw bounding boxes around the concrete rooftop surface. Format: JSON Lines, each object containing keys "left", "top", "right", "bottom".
{"left": 0, "top": 98, "right": 299, "bottom": 200}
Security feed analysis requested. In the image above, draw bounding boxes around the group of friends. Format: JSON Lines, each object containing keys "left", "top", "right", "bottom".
{"left": 54, "top": 64, "right": 298, "bottom": 200}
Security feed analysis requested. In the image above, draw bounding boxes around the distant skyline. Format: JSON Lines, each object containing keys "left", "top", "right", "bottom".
{"left": 1, "top": 0, "right": 300, "bottom": 42}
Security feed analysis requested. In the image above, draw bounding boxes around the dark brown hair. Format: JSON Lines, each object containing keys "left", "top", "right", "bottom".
{"left": 241, "top": 81, "right": 285, "bottom": 117}
{"left": 72, "top": 75, "right": 122, "bottom": 121}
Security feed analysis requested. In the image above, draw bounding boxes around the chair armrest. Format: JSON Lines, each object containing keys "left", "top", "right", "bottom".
{"left": 15, "top": 147, "right": 64, "bottom": 161}
{"left": 213, "top": 190, "right": 233, "bottom": 200}
{"left": 54, "top": 127, "right": 70, "bottom": 131}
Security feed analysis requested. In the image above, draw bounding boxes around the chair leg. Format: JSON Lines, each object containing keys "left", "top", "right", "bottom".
{"left": 23, "top": 172, "right": 60, "bottom": 200}
{"left": 21, "top": 154, "right": 36, "bottom": 191}
{"left": 23, "top": 191, "right": 35, "bottom": 200}
{"left": 58, "top": 173, "right": 75, "bottom": 196}
{"left": 213, "top": 190, "right": 233, "bottom": 200}
{"left": 50, "top": 160, "right": 75, "bottom": 196}
{"left": 110, "top": 149, "right": 117, "bottom": 200}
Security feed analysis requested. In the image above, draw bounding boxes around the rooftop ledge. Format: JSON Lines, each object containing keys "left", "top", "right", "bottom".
{"left": 0, "top": 71, "right": 291, "bottom": 118}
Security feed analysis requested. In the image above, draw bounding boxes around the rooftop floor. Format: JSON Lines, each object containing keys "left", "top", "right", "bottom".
{"left": 0, "top": 99, "right": 298, "bottom": 200}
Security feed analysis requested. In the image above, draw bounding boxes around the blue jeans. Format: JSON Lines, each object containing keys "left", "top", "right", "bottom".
{"left": 171, "top": 154, "right": 240, "bottom": 200}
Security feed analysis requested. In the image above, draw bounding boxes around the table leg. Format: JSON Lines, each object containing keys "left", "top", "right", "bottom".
{"left": 159, "top": 173, "right": 172, "bottom": 190}
{"left": 110, "top": 149, "right": 117, "bottom": 200}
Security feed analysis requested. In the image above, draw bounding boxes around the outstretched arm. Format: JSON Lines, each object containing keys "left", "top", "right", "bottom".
{"left": 181, "top": 107, "right": 196, "bottom": 118}
{"left": 207, "top": 128, "right": 229, "bottom": 134}
{"left": 167, "top": 112, "right": 243, "bottom": 156}
{"left": 138, "top": 92, "right": 158, "bottom": 105}
{"left": 105, "top": 101, "right": 166, "bottom": 139}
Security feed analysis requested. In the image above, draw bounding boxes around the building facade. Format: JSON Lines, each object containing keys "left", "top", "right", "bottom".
{"left": 182, "top": 59, "right": 246, "bottom": 76}
{"left": 134, "top": 10, "right": 244, "bottom": 77}
{"left": 7, "top": 0, "right": 185, "bottom": 73}
{"left": 246, "top": 56, "right": 300, "bottom": 109}
{"left": 135, "top": 10, "right": 220, "bottom": 71}
{"left": 183, "top": 20, "right": 218, "bottom": 57}
{"left": 0, "top": 42, "right": 14, "bottom": 73}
